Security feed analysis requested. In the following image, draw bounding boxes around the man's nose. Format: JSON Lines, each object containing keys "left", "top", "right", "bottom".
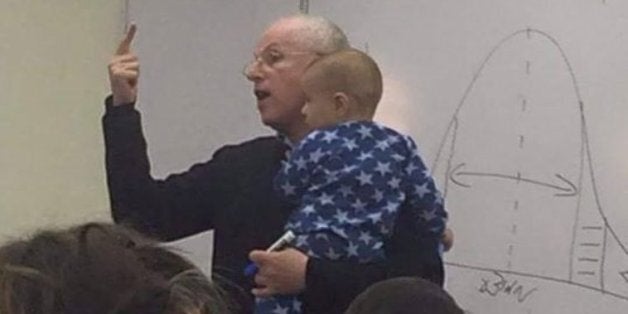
{"left": 244, "top": 62, "right": 264, "bottom": 82}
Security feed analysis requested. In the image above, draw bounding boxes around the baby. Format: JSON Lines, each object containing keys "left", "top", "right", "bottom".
{"left": 256, "top": 48, "right": 449, "bottom": 314}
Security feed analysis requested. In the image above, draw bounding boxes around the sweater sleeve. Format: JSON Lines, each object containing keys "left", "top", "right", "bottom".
{"left": 102, "top": 96, "right": 232, "bottom": 241}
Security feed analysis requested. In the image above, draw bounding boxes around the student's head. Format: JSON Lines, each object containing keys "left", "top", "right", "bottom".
{"left": 244, "top": 14, "right": 350, "bottom": 142}
{"left": 0, "top": 223, "right": 232, "bottom": 314}
{"left": 300, "top": 48, "right": 383, "bottom": 130}
{"left": 344, "top": 277, "right": 464, "bottom": 314}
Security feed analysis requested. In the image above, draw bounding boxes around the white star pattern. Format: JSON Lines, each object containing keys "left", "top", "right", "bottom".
{"left": 388, "top": 177, "right": 401, "bottom": 189}
{"left": 272, "top": 304, "right": 289, "bottom": 314}
{"left": 294, "top": 157, "right": 307, "bottom": 170}
{"left": 391, "top": 153, "right": 405, "bottom": 161}
{"left": 374, "top": 162, "right": 392, "bottom": 176}
{"left": 368, "top": 212, "right": 382, "bottom": 223}
{"left": 356, "top": 171, "right": 373, "bottom": 185}
{"left": 292, "top": 300, "right": 302, "bottom": 312}
{"left": 372, "top": 241, "right": 383, "bottom": 250}
{"left": 296, "top": 235, "right": 309, "bottom": 247}
{"left": 342, "top": 165, "right": 358, "bottom": 173}
{"left": 359, "top": 231, "right": 373, "bottom": 244}
{"left": 325, "top": 247, "right": 341, "bottom": 260}
{"left": 375, "top": 139, "right": 390, "bottom": 151}
{"left": 307, "top": 249, "right": 320, "bottom": 258}
{"left": 352, "top": 199, "right": 367, "bottom": 212}
{"left": 309, "top": 148, "right": 325, "bottom": 163}
{"left": 372, "top": 189, "right": 384, "bottom": 203}
{"left": 322, "top": 130, "right": 339, "bottom": 143}
{"left": 302, "top": 204, "right": 315, "bottom": 216}
{"left": 330, "top": 226, "right": 348, "bottom": 238}
{"left": 422, "top": 169, "right": 431, "bottom": 177}
{"left": 347, "top": 241, "right": 360, "bottom": 257}
{"left": 281, "top": 160, "right": 292, "bottom": 173}
{"left": 314, "top": 217, "right": 330, "bottom": 229}
{"left": 405, "top": 162, "right": 419, "bottom": 175}
{"left": 384, "top": 201, "right": 398, "bottom": 213}
{"left": 357, "top": 125, "right": 373, "bottom": 138}
{"left": 283, "top": 147, "right": 292, "bottom": 160}
{"left": 388, "top": 134, "right": 401, "bottom": 144}
{"left": 434, "top": 190, "right": 444, "bottom": 205}
{"left": 285, "top": 221, "right": 302, "bottom": 229}
{"left": 380, "top": 224, "right": 390, "bottom": 235}
{"left": 281, "top": 182, "right": 296, "bottom": 195}
{"left": 415, "top": 182, "right": 431, "bottom": 199}
{"left": 419, "top": 209, "right": 438, "bottom": 222}
{"left": 430, "top": 225, "right": 444, "bottom": 234}
{"left": 319, "top": 192, "right": 334, "bottom": 205}
{"left": 339, "top": 185, "right": 353, "bottom": 197}
{"left": 357, "top": 151, "right": 373, "bottom": 161}
{"left": 334, "top": 210, "right": 350, "bottom": 223}
{"left": 324, "top": 170, "right": 340, "bottom": 184}
{"left": 344, "top": 138, "right": 358, "bottom": 151}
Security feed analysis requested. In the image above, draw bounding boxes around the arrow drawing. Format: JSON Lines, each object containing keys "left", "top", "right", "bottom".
{"left": 449, "top": 163, "right": 578, "bottom": 197}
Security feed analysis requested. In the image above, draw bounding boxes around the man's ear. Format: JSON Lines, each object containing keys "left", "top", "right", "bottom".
{"left": 333, "top": 92, "right": 351, "bottom": 117}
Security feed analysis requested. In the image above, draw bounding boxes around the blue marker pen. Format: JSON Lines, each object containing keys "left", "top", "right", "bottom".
{"left": 244, "top": 230, "right": 296, "bottom": 276}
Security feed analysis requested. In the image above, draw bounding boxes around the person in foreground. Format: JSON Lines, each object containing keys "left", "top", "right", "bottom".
{"left": 344, "top": 277, "right": 464, "bottom": 314}
{"left": 105, "top": 14, "right": 446, "bottom": 313}
{"left": 254, "top": 49, "right": 448, "bottom": 313}
{"left": 0, "top": 222, "right": 232, "bottom": 314}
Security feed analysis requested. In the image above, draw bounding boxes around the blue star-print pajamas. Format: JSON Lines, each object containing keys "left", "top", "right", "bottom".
{"left": 254, "top": 121, "right": 447, "bottom": 314}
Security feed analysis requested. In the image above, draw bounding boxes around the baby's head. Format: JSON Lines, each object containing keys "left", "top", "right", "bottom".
{"left": 300, "top": 48, "right": 383, "bottom": 130}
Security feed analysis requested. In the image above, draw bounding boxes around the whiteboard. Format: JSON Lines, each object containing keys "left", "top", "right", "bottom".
{"left": 163, "top": 230, "right": 213, "bottom": 277}
{"left": 130, "top": 1, "right": 628, "bottom": 313}
{"left": 127, "top": 0, "right": 298, "bottom": 177}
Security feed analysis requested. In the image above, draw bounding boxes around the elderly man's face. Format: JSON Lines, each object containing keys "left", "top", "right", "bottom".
{"left": 245, "top": 20, "right": 318, "bottom": 140}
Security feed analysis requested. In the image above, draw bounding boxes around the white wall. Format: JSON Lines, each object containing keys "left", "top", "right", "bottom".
{"left": 0, "top": 0, "right": 126, "bottom": 240}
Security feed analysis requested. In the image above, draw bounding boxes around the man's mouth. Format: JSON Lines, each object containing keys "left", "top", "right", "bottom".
{"left": 254, "top": 90, "right": 271, "bottom": 101}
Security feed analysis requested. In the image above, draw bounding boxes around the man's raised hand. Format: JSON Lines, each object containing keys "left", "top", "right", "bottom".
{"left": 108, "top": 24, "right": 139, "bottom": 106}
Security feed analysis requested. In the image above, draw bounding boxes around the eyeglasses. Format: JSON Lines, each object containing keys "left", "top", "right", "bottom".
{"left": 243, "top": 48, "right": 318, "bottom": 76}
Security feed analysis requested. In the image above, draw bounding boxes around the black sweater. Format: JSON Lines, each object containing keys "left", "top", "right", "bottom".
{"left": 102, "top": 97, "right": 443, "bottom": 314}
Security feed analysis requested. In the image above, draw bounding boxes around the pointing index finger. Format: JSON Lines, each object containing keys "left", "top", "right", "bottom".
{"left": 249, "top": 250, "right": 268, "bottom": 263}
{"left": 116, "top": 23, "right": 137, "bottom": 55}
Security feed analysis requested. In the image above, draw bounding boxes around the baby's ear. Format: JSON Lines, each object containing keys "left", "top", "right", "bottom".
{"left": 333, "top": 92, "right": 351, "bottom": 117}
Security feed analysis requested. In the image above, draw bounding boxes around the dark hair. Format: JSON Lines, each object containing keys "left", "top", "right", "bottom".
{"left": 345, "top": 277, "right": 464, "bottom": 314}
{"left": 0, "top": 223, "right": 233, "bottom": 314}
